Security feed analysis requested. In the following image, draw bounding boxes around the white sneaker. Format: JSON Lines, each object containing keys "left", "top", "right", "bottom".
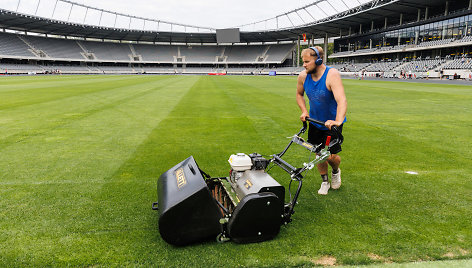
{"left": 318, "top": 181, "right": 330, "bottom": 195}
{"left": 331, "top": 169, "right": 341, "bottom": 189}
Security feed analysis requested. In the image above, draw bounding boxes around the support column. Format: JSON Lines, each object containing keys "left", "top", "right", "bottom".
{"left": 324, "top": 33, "right": 328, "bottom": 63}
{"left": 384, "top": 17, "right": 388, "bottom": 29}
{"left": 297, "top": 36, "right": 300, "bottom": 67}
{"left": 469, "top": 0, "right": 472, "bottom": 10}
{"left": 399, "top": 13, "right": 403, "bottom": 26}
{"left": 425, "top": 7, "right": 429, "bottom": 20}
{"left": 359, "top": 24, "right": 362, "bottom": 34}
{"left": 370, "top": 39, "right": 372, "bottom": 49}
{"left": 415, "top": 31, "right": 419, "bottom": 45}
{"left": 349, "top": 26, "right": 352, "bottom": 35}
{"left": 371, "top": 21, "right": 374, "bottom": 31}
{"left": 445, "top": 1, "right": 449, "bottom": 16}
{"left": 417, "top": 9, "right": 421, "bottom": 22}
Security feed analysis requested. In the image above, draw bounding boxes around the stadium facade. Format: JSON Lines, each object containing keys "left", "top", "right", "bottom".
{"left": 1, "top": 0, "right": 472, "bottom": 78}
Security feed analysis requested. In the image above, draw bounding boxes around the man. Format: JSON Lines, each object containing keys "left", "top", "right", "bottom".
{"left": 296, "top": 46, "right": 347, "bottom": 195}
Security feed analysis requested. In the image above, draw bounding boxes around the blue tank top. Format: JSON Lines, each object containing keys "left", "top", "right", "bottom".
{"left": 304, "top": 66, "right": 346, "bottom": 130}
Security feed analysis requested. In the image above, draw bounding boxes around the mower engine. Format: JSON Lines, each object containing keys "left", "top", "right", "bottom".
{"left": 227, "top": 153, "right": 284, "bottom": 206}
{"left": 206, "top": 153, "right": 285, "bottom": 243}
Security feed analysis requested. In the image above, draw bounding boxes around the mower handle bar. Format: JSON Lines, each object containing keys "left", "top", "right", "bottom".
{"left": 303, "top": 117, "right": 325, "bottom": 128}
{"left": 300, "top": 117, "right": 342, "bottom": 137}
{"left": 278, "top": 117, "right": 343, "bottom": 159}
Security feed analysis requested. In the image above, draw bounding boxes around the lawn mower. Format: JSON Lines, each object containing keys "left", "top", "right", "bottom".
{"left": 152, "top": 117, "right": 343, "bottom": 246}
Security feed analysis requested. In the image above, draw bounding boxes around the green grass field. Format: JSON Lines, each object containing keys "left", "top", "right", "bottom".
{"left": 0, "top": 75, "right": 471, "bottom": 267}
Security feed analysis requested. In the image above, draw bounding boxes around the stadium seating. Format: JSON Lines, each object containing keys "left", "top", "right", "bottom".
{"left": 337, "top": 62, "right": 371, "bottom": 72}
{"left": 41, "top": 64, "right": 95, "bottom": 73}
{"left": 265, "top": 44, "right": 295, "bottom": 62}
{"left": 80, "top": 41, "right": 133, "bottom": 61}
{"left": 365, "top": 61, "right": 402, "bottom": 72}
{"left": 0, "top": 31, "right": 295, "bottom": 67}
{"left": 180, "top": 46, "right": 224, "bottom": 63}
{"left": 396, "top": 59, "right": 446, "bottom": 72}
{"left": 416, "top": 38, "right": 453, "bottom": 47}
{"left": 0, "top": 63, "right": 43, "bottom": 72}
{"left": 0, "top": 33, "right": 35, "bottom": 57}
{"left": 225, "top": 45, "right": 266, "bottom": 63}
{"left": 458, "top": 35, "right": 472, "bottom": 43}
{"left": 442, "top": 58, "right": 472, "bottom": 70}
{"left": 133, "top": 44, "right": 177, "bottom": 62}
{"left": 22, "top": 35, "right": 84, "bottom": 59}
{"left": 4, "top": 29, "right": 472, "bottom": 77}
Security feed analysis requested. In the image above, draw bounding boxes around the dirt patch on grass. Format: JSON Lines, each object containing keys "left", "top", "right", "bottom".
{"left": 367, "top": 253, "right": 393, "bottom": 263}
{"left": 294, "top": 256, "right": 337, "bottom": 266}
{"left": 313, "top": 255, "right": 337, "bottom": 266}
{"left": 443, "top": 252, "right": 455, "bottom": 258}
{"left": 443, "top": 248, "right": 470, "bottom": 258}
{"left": 367, "top": 253, "right": 383, "bottom": 261}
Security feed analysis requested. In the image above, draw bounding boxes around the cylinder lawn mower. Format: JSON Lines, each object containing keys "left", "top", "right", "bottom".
{"left": 152, "top": 118, "right": 343, "bottom": 246}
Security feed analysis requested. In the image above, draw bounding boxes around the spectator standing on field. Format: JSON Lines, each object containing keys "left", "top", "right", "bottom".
{"left": 296, "top": 46, "right": 348, "bottom": 195}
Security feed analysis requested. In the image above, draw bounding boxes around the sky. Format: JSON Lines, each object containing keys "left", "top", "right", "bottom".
{"left": 0, "top": 0, "right": 370, "bottom": 32}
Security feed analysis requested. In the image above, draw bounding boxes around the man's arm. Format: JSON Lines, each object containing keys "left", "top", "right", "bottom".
{"left": 326, "top": 69, "right": 347, "bottom": 129}
{"left": 296, "top": 71, "right": 309, "bottom": 121}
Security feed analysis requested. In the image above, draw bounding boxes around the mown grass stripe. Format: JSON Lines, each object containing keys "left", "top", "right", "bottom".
{"left": 0, "top": 76, "right": 184, "bottom": 152}
{"left": 0, "top": 75, "right": 170, "bottom": 110}
{"left": 0, "top": 76, "right": 197, "bottom": 184}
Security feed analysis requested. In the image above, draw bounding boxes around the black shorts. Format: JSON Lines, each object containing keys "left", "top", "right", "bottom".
{"left": 307, "top": 123, "right": 343, "bottom": 154}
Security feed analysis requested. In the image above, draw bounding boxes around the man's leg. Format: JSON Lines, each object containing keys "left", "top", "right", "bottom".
{"left": 316, "top": 161, "right": 330, "bottom": 195}
{"left": 328, "top": 154, "right": 342, "bottom": 189}
{"left": 327, "top": 154, "right": 340, "bottom": 171}
{"left": 316, "top": 155, "right": 340, "bottom": 179}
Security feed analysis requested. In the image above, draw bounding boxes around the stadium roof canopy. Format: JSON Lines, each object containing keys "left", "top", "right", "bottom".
{"left": 0, "top": 0, "right": 451, "bottom": 43}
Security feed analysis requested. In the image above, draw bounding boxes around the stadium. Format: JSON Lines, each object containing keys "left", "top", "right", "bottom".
{"left": 0, "top": 0, "right": 471, "bottom": 267}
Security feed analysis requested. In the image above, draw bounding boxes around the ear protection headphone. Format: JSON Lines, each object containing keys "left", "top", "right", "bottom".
{"left": 309, "top": 47, "right": 323, "bottom": 66}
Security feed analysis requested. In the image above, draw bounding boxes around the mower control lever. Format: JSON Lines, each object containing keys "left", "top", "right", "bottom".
{"left": 325, "top": 136, "right": 331, "bottom": 146}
